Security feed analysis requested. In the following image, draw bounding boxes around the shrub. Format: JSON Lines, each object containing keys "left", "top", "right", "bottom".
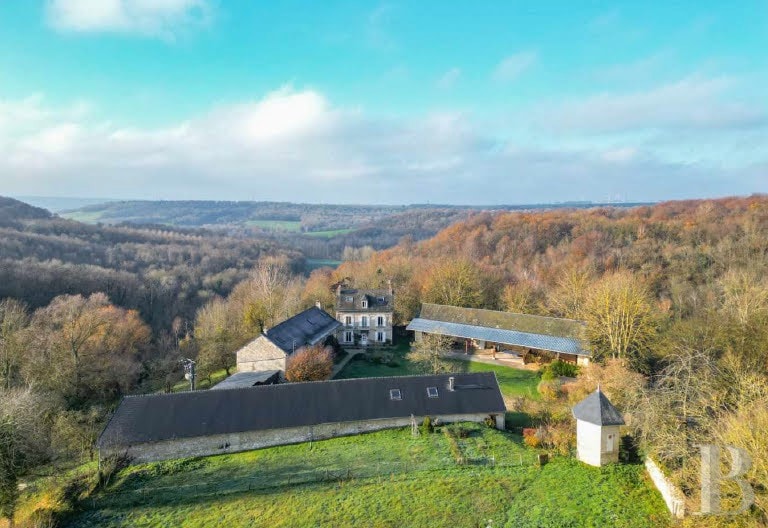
{"left": 546, "top": 423, "right": 576, "bottom": 456}
{"left": 285, "top": 345, "right": 333, "bottom": 382}
{"left": 537, "top": 379, "right": 563, "bottom": 401}
{"left": 522, "top": 428, "right": 541, "bottom": 448}
{"left": 420, "top": 416, "right": 433, "bottom": 435}
{"left": 541, "top": 359, "right": 579, "bottom": 379}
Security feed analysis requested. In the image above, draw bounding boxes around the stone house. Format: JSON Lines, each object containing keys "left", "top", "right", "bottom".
{"left": 572, "top": 388, "right": 625, "bottom": 466}
{"left": 407, "top": 303, "right": 591, "bottom": 365}
{"left": 236, "top": 306, "right": 341, "bottom": 375}
{"left": 97, "top": 372, "right": 507, "bottom": 464}
{"left": 335, "top": 282, "right": 394, "bottom": 346}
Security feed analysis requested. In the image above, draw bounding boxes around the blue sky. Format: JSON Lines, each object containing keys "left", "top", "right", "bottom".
{"left": 1, "top": 0, "right": 766, "bottom": 204}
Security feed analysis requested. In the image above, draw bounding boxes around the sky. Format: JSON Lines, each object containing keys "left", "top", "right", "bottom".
{"left": 1, "top": 0, "right": 767, "bottom": 205}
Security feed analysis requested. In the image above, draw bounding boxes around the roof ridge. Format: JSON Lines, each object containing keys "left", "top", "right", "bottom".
{"left": 420, "top": 303, "right": 586, "bottom": 325}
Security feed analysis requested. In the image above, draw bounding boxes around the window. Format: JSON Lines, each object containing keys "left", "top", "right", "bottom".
{"left": 389, "top": 389, "right": 402, "bottom": 400}
{"left": 361, "top": 299, "right": 368, "bottom": 308}
{"left": 361, "top": 316, "right": 368, "bottom": 328}
{"left": 345, "top": 296, "right": 353, "bottom": 303}
{"left": 344, "top": 331, "right": 353, "bottom": 343}
{"left": 377, "top": 331, "right": 385, "bottom": 342}
{"left": 427, "top": 387, "right": 439, "bottom": 398}
{"left": 345, "top": 316, "right": 352, "bottom": 326}
{"left": 378, "top": 297, "right": 385, "bottom": 302}
{"left": 377, "top": 316, "right": 385, "bottom": 327}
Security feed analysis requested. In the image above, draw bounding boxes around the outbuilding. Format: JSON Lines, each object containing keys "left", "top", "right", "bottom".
{"left": 97, "top": 372, "right": 506, "bottom": 464}
{"left": 572, "top": 388, "right": 625, "bottom": 466}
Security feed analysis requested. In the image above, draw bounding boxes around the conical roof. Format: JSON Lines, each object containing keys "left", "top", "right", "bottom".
{"left": 572, "top": 388, "right": 625, "bottom": 426}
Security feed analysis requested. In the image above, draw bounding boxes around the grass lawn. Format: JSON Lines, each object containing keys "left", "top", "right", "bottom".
{"left": 245, "top": 219, "right": 302, "bottom": 231}
{"left": 59, "top": 210, "right": 105, "bottom": 223}
{"left": 304, "top": 258, "right": 342, "bottom": 271}
{"left": 170, "top": 368, "right": 229, "bottom": 392}
{"left": 56, "top": 426, "right": 669, "bottom": 528}
{"left": 336, "top": 342, "right": 541, "bottom": 400}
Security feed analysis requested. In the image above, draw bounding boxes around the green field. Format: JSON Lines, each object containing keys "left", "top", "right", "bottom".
{"left": 245, "top": 219, "right": 302, "bottom": 231}
{"left": 336, "top": 343, "right": 541, "bottom": 400}
{"left": 59, "top": 210, "right": 105, "bottom": 223}
{"left": 304, "top": 258, "right": 342, "bottom": 271}
{"left": 59, "top": 425, "right": 668, "bottom": 528}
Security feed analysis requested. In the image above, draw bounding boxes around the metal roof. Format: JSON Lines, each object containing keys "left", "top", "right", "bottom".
{"left": 406, "top": 318, "right": 588, "bottom": 356}
{"left": 211, "top": 370, "right": 280, "bottom": 390}
{"left": 265, "top": 307, "right": 342, "bottom": 354}
{"left": 572, "top": 389, "right": 625, "bottom": 426}
{"left": 97, "top": 373, "right": 505, "bottom": 448}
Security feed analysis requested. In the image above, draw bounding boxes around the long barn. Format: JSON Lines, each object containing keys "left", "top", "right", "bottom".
{"left": 407, "top": 303, "right": 591, "bottom": 365}
{"left": 97, "top": 372, "right": 506, "bottom": 464}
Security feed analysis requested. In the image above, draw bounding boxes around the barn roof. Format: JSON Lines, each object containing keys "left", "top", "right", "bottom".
{"left": 572, "top": 389, "right": 625, "bottom": 426}
{"left": 210, "top": 370, "right": 280, "bottom": 390}
{"left": 406, "top": 303, "right": 588, "bottom": 356}
{"left": 97, "top": 373, "right": 505, "bottom": 448}
{"left": 264, "top": 306, "right": 341, "bottom": 354}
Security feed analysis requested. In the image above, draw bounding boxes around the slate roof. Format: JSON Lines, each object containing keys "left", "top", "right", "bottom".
{"left": 210, "top": 370, "right": 280, "bottom": 390}
{"left": 97, "top": 373, "right": 505, "bottom": 448}
{"left": 264, "top": 307, "right": 341, "bottom": 354}
{"left": 406, "top": 304, "right": 588, "bottom": 356}
{"left": 336, "top": 288, "right": 393, "bottom": 313}
{"left": 572, "top": 389, "right": 625, "bottom": 426}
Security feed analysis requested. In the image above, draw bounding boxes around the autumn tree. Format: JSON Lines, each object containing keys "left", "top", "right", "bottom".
{"left": 582, "top": 271, "right": 659, "bottom": 365}
{"left": 421, "top": 259, "right": 486, "bottom": 308}
{"left": 285, "top": 344, "right": 333, "bottom": 382}
{"left": 408, "top": 332, "right": 455, "bottom": 375}
{"left": 0, "top": 300, "right": 28, "bottom": 390}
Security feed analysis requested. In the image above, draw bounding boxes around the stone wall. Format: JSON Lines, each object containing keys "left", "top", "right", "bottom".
{"left": 101, "top": 412, "right": 503, "bottom": 464}
{"left": 645, "top": 457, "right": 686, "bottom": 518}
{"left": 236, "top": 335, "right": 287, "bottom": 372}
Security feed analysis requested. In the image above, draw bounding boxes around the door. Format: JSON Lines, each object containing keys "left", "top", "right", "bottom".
{"left": 360, "top": 334, "right": 368, "bottom": 346}
{"left": 606, "top": 433, "right": 615, "bottom": 453}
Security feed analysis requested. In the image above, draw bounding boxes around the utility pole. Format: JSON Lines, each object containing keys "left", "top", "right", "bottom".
{"left": 180, "top": 358, "right": 196, "bottom": 391}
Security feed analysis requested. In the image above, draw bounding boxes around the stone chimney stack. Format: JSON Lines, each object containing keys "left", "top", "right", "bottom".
{"left": 336, "top": 283, "right": 342, "bottom": 296}
{"left": 387, "top": 278, "right": 393, "bottom": 296}
{"left": 315, "top": 300, "right": 322, "bottom": 310}
{"left": 448, "top": 376, "right": 455, "bottom": 391}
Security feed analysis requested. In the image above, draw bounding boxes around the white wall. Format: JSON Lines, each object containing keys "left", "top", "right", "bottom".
{"left": 645, "top": 458, "right": 686, "bottom": 518}
{"left": 576, "top": 421, "right": 620, "bottom": 466}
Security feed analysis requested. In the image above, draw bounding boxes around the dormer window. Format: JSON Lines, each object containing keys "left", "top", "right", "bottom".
{"left": 361, "top": 299, "right": 368, "bottom": 308}
{"left": 426, "top": 387, "right": 439, "bottom": 398}
{"left": 389, "top": 389, "right": 402, "bottom": 401}
{"left": 345, "top": 296, "right": 353, "bottom": 303}
{"left": 378, "top": 297, "right": 385, "bottom": 303}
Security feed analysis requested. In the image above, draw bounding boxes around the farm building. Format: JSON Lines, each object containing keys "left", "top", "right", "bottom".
{"left": 573, "top": 388, "right": 625, "bottom": 466}
{"left": 407, "top": 303, "right": 590, "bottom": 365}
{"left": 97, "top": 373, "right": 506, "bottom": 463}
{"left": 235, "top": 306, "right": 341, "bottom": 375}
{"left": 211, "top": 370, "right": 281, "bottom": 390}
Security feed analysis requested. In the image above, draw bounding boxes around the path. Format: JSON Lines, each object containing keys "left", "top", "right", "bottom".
{"left": 439, "top": 350, "right": 536, "bottom": 370}
{"left": 332, "top": 350, "right": 363, "bottom": 378}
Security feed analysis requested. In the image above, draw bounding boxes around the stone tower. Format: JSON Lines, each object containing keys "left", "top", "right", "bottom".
{"left": 572, "top": 388, "right": 625, "bottom": 467}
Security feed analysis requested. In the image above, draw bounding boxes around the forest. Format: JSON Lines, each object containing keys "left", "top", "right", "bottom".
{"left": 1, "top": 195, "right": 766, "bottom": 526}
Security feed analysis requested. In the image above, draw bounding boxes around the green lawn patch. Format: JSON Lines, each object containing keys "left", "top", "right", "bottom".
{"left": 336, "top": 343, "right": 540, "bottom": 400}
{"left": 303, "top": 228, "right": 354, "bottom": 237}
{"left": 59, "top": 426, "right": 668, "bottom": 528}
{"left": 59, "top": 210, "right": 105, "bottom": 223}
{"left": 170, "top": 368, "right": 229, "bottom": 393}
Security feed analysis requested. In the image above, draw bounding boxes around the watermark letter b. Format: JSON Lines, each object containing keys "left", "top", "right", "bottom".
{"left": 698, "top": 444, "right": 755, "bottom": 515}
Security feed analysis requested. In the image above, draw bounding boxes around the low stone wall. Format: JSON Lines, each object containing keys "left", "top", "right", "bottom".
{"left": 103, "top": 412, "right": 502, "bottom": 464}
{"left": 645, "top": 457, "right": 686, "bottom": 518}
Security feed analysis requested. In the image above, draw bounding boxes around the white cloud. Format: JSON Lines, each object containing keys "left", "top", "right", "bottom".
{"left": 46, "top": 0, "right": 212, "bottom": 39}
{"left": 0, "top": 86, "right": 765, "bottom": 203}
{"left": 492, "top": 51, "right": 537, "bottom": 82}
{"left": 436, "top": 68, "right": 461, "bottom": 89}
{"left": 532, "top": 76, "right": 767, "bottom": 134}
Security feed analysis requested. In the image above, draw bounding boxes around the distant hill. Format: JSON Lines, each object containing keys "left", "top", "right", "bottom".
{"left": 59, "top": 199, "right": 653, "bottom": 260}
{"left": 13, "top": 195, "right": 120, "bottom": 213}
{"left": 0, "top": 196, "right": 52, "bottom": 225}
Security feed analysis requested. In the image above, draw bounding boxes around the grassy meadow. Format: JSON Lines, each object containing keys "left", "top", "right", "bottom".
{"left": 44, "top": 425, "right": 669, "bottom": 528}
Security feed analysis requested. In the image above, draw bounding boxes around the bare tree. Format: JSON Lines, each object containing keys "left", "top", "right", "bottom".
{"left": 408, "top": 332, "right": 455, "bottom": 375}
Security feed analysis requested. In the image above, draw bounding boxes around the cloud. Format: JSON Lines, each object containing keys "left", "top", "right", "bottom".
{"left": 492, "top": 51, "right": 537, "bottom": 82}
{"left": 532, "top": 76, "right": 767, "bottom": 134}
{"left": 436, "top": 68, "right": 461, "bottom": 89}
{"left": 45, "top": 0, "right": 212, "bottom": 39}
{"left": 0, "top": 87, "right": 765, "bottom": 204}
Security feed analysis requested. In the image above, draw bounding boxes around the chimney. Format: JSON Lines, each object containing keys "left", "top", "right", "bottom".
{"left": 315, "top": 300, "right": 322, "bottom": 310}
{"left": 336, "top": 283, "right": 342, "bottom": 296}
{"left": 448, "top": 376, "right": 455, "bottom": 391}
{"left": 387, "top": 278, "right": 393, "bottom": 296}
